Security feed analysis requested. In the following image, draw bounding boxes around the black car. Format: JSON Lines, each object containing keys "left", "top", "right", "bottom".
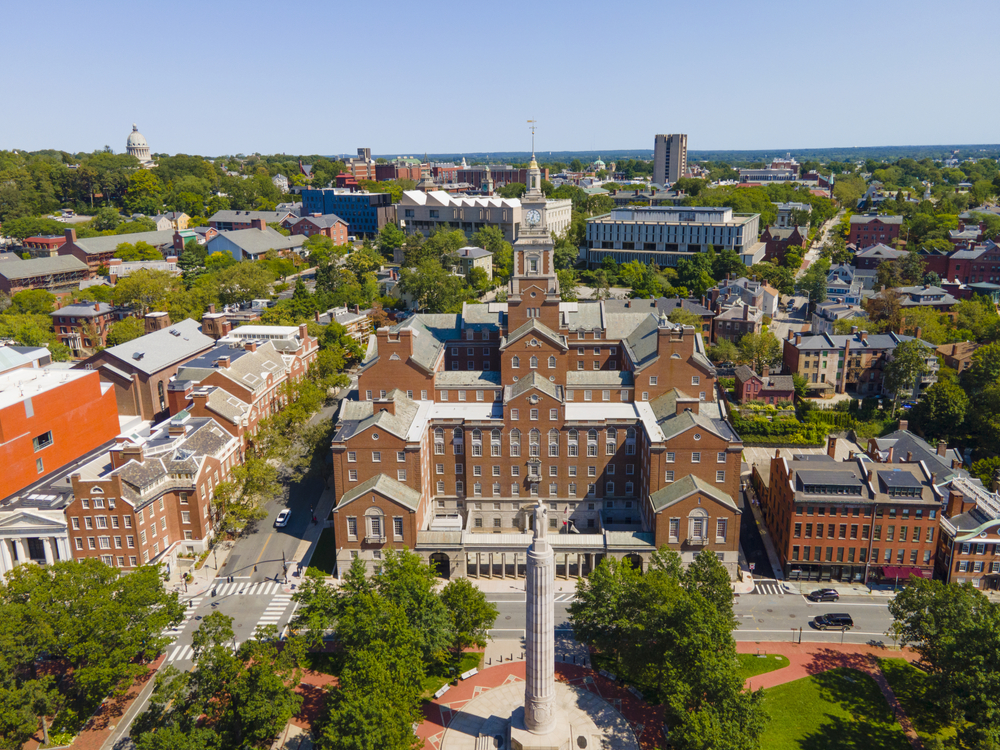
{"left": 813, "top": 613, "right": 854, "bottom": 631}
{"left": 807, "top": 588, "right": 839, "bottom": 602}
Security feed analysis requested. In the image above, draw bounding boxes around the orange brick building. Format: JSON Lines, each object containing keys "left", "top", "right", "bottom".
{"left": 331, "top": 158, "right": 743, "bottom": 580}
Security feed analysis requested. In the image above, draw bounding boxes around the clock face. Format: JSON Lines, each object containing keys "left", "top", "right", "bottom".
{"left": 525, "top": 209, "right": 541, "bottom": 226}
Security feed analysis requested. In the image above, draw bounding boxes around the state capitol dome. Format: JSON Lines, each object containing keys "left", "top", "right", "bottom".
{"left": 126, "top": 124, "right": 152, "bottom": 165}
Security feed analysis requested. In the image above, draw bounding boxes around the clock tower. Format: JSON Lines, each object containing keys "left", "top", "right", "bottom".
{"left": 508, "top": 143, "right": 560, "bottom": 332}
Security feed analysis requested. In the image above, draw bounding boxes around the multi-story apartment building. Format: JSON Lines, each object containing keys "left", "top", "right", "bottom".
{"left": 58, "top": 228, "right": 176, "bottom": 274}
{"left": 653, "top": 134, "right": 688, "bottom": 185}
{"left": 66, "top": 411, "right": 240, "bottom": 571}
{"left": 781, "top": 329, "right": 938, "bottom": 396}
{"left": 938, "top": 477, "right": 1000, "bottom": 590}
{"left": 0, "top": 255, "right": 90, "bottom": 295}
{"left": 299, "top": 188, "right": 395, "bottom": 238}
{"left": 330, "top": 157, "right": 743, "bottom": 581}
{"left": 397, "top": 190, "right": 572, "bottom": 243}
{"left": 584, "top": 206, "right": 764, "bottom": 268}
{"left": 318, "top": 306, "right": 374, "bottom": 343}
{"left": 207, "top": 210, "right": 296, "bottom": 232}
{"left": 756, "top": 446, "right": 940, "bottom": 583}
{"left": 455, "top": 246, "right": 493, "bottom": 279}
{"left": 50, "top": 303, "right": 131, "bottom": 357}
{"left": 289, "top": 213, "right": 349, "bottom": 244}
{"left": 848, "top": 215, "right": 903, "bottom": 248}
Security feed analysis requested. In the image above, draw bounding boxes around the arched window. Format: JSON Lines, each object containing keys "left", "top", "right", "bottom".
{"left": 530, "top": 355, "right": 538, "bottom": 368}
{"left": 453, "top": 427, "right": 463, "bottom": 441}
{"left": 453, "top": 427, "right": 464, "bottom": 455}
{"left": 491, "top": 428, "right": 502, "bottom": 456}
{"left": 510, "top": 428, "right": 521, "bottom": 457}
{"left": 158, "top": 381, "right": 166, "bottom": 411}
{"left": 472, "top": 429, "right": 482, "bottom": 442}
{"left": 548, "top": 355, "right": 556, "bottom": 368}
{"left": 568, "top": 428, "right": 579, "bottom": 457}
{"left": 365, "top": 507, "right": 385, "bottom": 540}
{"left": 607, "top": 428, "right": 617, "bottom": 440}
{"left": 471, "top": 429, "right": 483, "bottom": 456}
{"left": 568, "top": 429, "right": 578, "bottom": 443}
{"left": 587, "top": 429, "right": 599, "bottom": 457}
{"left": 512, "top": 356, "right": 520, "bottom": 368}
{"left": 688, "top": 508, "right": 709, "bottom": 542}
{"left": 606, "top": 428, "right": 617, "bottom": 455}
{"left": 529, "top": 428, "right": 540, "bottom": 456}
{"left": 548, "top": 429, "right": 559, "bottom": 457}
{"left": 587, "top": 429, "right": 598, "bottom": 444}
{"left": 626, "top": 428, "right": 636, "bottom": 440}
{"left": 434, "top": 428, "right": 445, "bottom": 455}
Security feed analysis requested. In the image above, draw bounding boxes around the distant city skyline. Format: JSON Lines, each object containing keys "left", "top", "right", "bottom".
{"left": 5, "top": 0, "right": 999, "bottom": 156}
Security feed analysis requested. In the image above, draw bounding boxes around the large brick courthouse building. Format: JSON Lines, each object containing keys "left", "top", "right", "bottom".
{"left": 330, "top": 157, "right": 745, "bottom": 579}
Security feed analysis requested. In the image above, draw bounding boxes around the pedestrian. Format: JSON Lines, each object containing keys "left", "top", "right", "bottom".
{"left": 312, "top": 515, "right": 318, "bottom": 524}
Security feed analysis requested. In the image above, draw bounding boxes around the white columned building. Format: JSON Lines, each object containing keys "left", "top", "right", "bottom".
{"left": 0, "top": 496, "right": 72, "bottom": 577}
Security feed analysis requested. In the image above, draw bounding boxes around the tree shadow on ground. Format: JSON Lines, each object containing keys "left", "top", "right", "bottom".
{"left": 878, "top": 658, "right": 956, "bottom": 743}
{"left": 797, "top": 713, "right": 914, "bottom": 750}
{"left": 802, "top": 647, "right": 878, "bottom": 677}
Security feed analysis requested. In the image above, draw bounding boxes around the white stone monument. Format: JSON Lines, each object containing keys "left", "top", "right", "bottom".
{"left": 439, "top": 502, "right": 638, "bottom": 750}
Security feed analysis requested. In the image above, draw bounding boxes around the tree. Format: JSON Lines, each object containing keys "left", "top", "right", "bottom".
{"left": 708, "top": 338, "right": 739, "bottom": 364}
{"left": 467, "top": 266, "right": 490, "bottom": 293}
{"left": 8, "top": 289, "right": 55, "bottom": 315}
{"left": 90, "top": 206, "right": 123, "bottom": 231}
{"left": 114, "top": 241, "right": 162, "bottom": 261}
{"left": 123, "top": 170, "right": 164, "bottom": 215}
{"left": 345, "top": 246, "right": 383, "bottom": 278}
{"left": 797, "top": 257, "right": 830, "bottom": 305}
{"left": 884, "top": 339, "right": 930, "bottom": 416}
{"left": 788, "top": 372, "right": 808, "bottom": 399}
{"left": 832, "top": 173, "right": 866, "bottom": 207}
{"left": 112, "top": 269, "right": 177, "bottom": 315}
{"left": 668, "top": 307, "right": 703, "bottom": 328}
{"left": 377, "top": 222, "right": 405, "bottom": 260}
{"left": 913, "top": 379, "right": 968, "bottom": 442}
{"left": 373, "top": 550, "right": 453, "bottom": 662}
{"left": 398, "top": 259, "right": 469, "bottom": 313}
{"left": 966, "top": 341, "right": 1000, "bottom": 391}
{"left": 0, "top": 559, "right": 182, "bottom": 717}
{"left": 133, "top": 612, "right": 302, "bottom": 750}
{"left": 106, "top": 316, "right": 145, "bottom": 346}
{"left": 211, "top": 263, "right": 275, "bottom": 306}
{"left": 440, "top": 578, "right": 498, "bottom": 663}
{"left": 497, "top": 182, "right": 526, "bottom": 198}
{"left": 865, "top": 289, "right": 903, "bottom": 333}
{"left": 557, "top": 269, "right": 578, "bottom": 301}
{"left": 737, "top": 330, "right": 781, "bottom": 372}
{"left": 591, "top": 269, "right": 612, "bottom": 300}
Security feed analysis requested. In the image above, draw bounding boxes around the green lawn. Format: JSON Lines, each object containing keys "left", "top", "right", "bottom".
{"left": 306, "top": 529, "right": 338, "bottom": 576}
{"left": 737, "top": 653, "right": 790, "bottom": 681}
{"left": 760, "top": 668, "right": 913, "bottom": 750}
{"left": 421, "top": 652, "right": 482, "bottom": 699}
{"left": 879, "top": 658, "right": 957, "bottom": 746}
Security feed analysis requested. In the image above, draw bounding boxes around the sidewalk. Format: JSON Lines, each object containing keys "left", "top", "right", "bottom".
{"left": 166, "top": 540, "right": 237, "bottom": 600}
{"left": 417, "top": 660, "right": 664, "bottom": 750}
{"left": 744, "top": 488, "right": 784, "bottom": 580}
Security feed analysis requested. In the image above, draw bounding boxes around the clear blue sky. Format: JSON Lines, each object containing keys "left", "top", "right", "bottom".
{"left": 6, "top": 0, "right": 998, "bottom": 157}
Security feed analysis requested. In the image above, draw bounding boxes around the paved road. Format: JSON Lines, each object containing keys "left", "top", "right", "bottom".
{"left": 486, "top": 585, "right": 893, "bottom": 646}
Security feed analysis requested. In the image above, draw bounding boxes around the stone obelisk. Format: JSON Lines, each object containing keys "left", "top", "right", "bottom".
{"left": 524, "top": 503, "right": 555, "bottom": 734}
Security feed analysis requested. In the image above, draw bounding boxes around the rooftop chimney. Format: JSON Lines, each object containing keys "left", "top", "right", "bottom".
{"left": 244, "top": 341, "right": 257, "bottom": 353}
{"left": 906, "top": 451, "right": 913, "bottom": 462}
{"left": 827, "top": 435, "right": 837, "bottom": 458}
{"left": 250, "top": 218, "right": 266, "bottom": 231}
{"left": 762, "top": 363, "right": 769, "bottom": 378}
{"left": 898, "top": 419, "right": 908, "bottom": 431}
{"left": 216, "top": 356, "right": 230, "bottom": 368}
{"left": 937, "top": 440, "right": 947, "bottom": 457}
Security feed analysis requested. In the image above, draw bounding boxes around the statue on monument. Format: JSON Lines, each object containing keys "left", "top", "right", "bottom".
{"left": 533, "top": 502, "right": 547, "bottom": 540}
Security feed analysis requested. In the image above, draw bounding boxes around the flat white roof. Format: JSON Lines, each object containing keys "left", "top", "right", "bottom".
{"left": 226, "top": 325, "right": 298, "bottom": 338}
{"left": 0, "top": 367, "right": 94, "bottom": 411}
{"left": 564, "top": 402, "right": 664, "bottom": 441}
{"left": 428, "top": 403, "right": 502, "bottom": 422}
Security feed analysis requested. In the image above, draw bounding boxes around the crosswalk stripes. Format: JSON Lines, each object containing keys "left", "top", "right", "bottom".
{"left": 553, "top": 593, "right": 576, "bottom": 603}
{"left": 210, "top": 581, "right": 285, "bottom": 597}
{"left": 751, "top": 581, "right": 784, "bottom": 596}
{"left": 166, "top": 640, "right": 243, "bottom": 664}
{"left": 252, "top": 594, "right": 294, "bottom": 636}
{"left": 165, "top": 596, "right": 204, "bottom": 637}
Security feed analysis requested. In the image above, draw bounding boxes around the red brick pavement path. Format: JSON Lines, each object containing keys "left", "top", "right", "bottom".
{"left": 416, "top": 661, "right": 663, "bottom": 750}
{"left": 737, "top": 642, "right": 924, "bottom": 749}
{"left": 22, "top": 654, "right": 166, "bottom": 750}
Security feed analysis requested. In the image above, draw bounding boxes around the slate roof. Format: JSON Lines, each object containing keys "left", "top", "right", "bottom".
{"left": 70, "top": 229, "right": 176, "bottom": 255}
{"left": 850, "top": 214, "right": 904, "bottom": 225}
{"left": 50, "top": 302, "right": 116, "bottom": 318}
{"left": 787, "top": 331, "right": 929, "bottom": 352}
{"left": 872, "top": 429, "right": 966, "bottom": 480}
{"left": 175, "top": 341, "right": 287, "bottom": 395}
{"left": 622, "top": 314, "right": 664, "bottom": 370}
{"left": 649, "top": 475, "right": 739, "bottom": 512}
{"left": 855, "top": 243, "right": 905, "bottom": 259}
{"left": 457, "top": 246, "right": 491, "bottom": 259}
{"left": 333, "top": 389, "right": 422, "bottom": 442}
{"left": 209, "top": 210, "right": 294, "bottom": 225}
{"left": 501, "top": 319, "right": 568, "bottom": 351}
{"left": 505, "top": 372, "right": 563, "bottom": 402}
{"left": 336, "top": 473, "right": 423, "bottom": 511}
{"left": 392, "top": 314, "right": 461, "bottom": 370}
{"left": 292, "top": 213, "right": 345, "bottom": 229}
{"left": 565, "top": 372, "right": 634, "bottom": 387}
{"left": 434, "top": 371, "right": 502, "bottom": 387}
{"left": 0, "top": 255, "right": 88, "bottom": 280}
{"left": 209, "top": 227, "right": 306, "bottom": 256}
{"left": 98, "top": 318, "right": 214, "bottom": 375}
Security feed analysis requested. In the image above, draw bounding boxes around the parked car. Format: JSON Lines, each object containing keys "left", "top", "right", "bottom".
{"left": 813, "top": 613, "right": 854, "bottom": 631}
{"left": 807, "top": 588, "right": 840, "bottom": 602}
{"left": 275, "top": 510, "right": 291, "bottom": 527}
